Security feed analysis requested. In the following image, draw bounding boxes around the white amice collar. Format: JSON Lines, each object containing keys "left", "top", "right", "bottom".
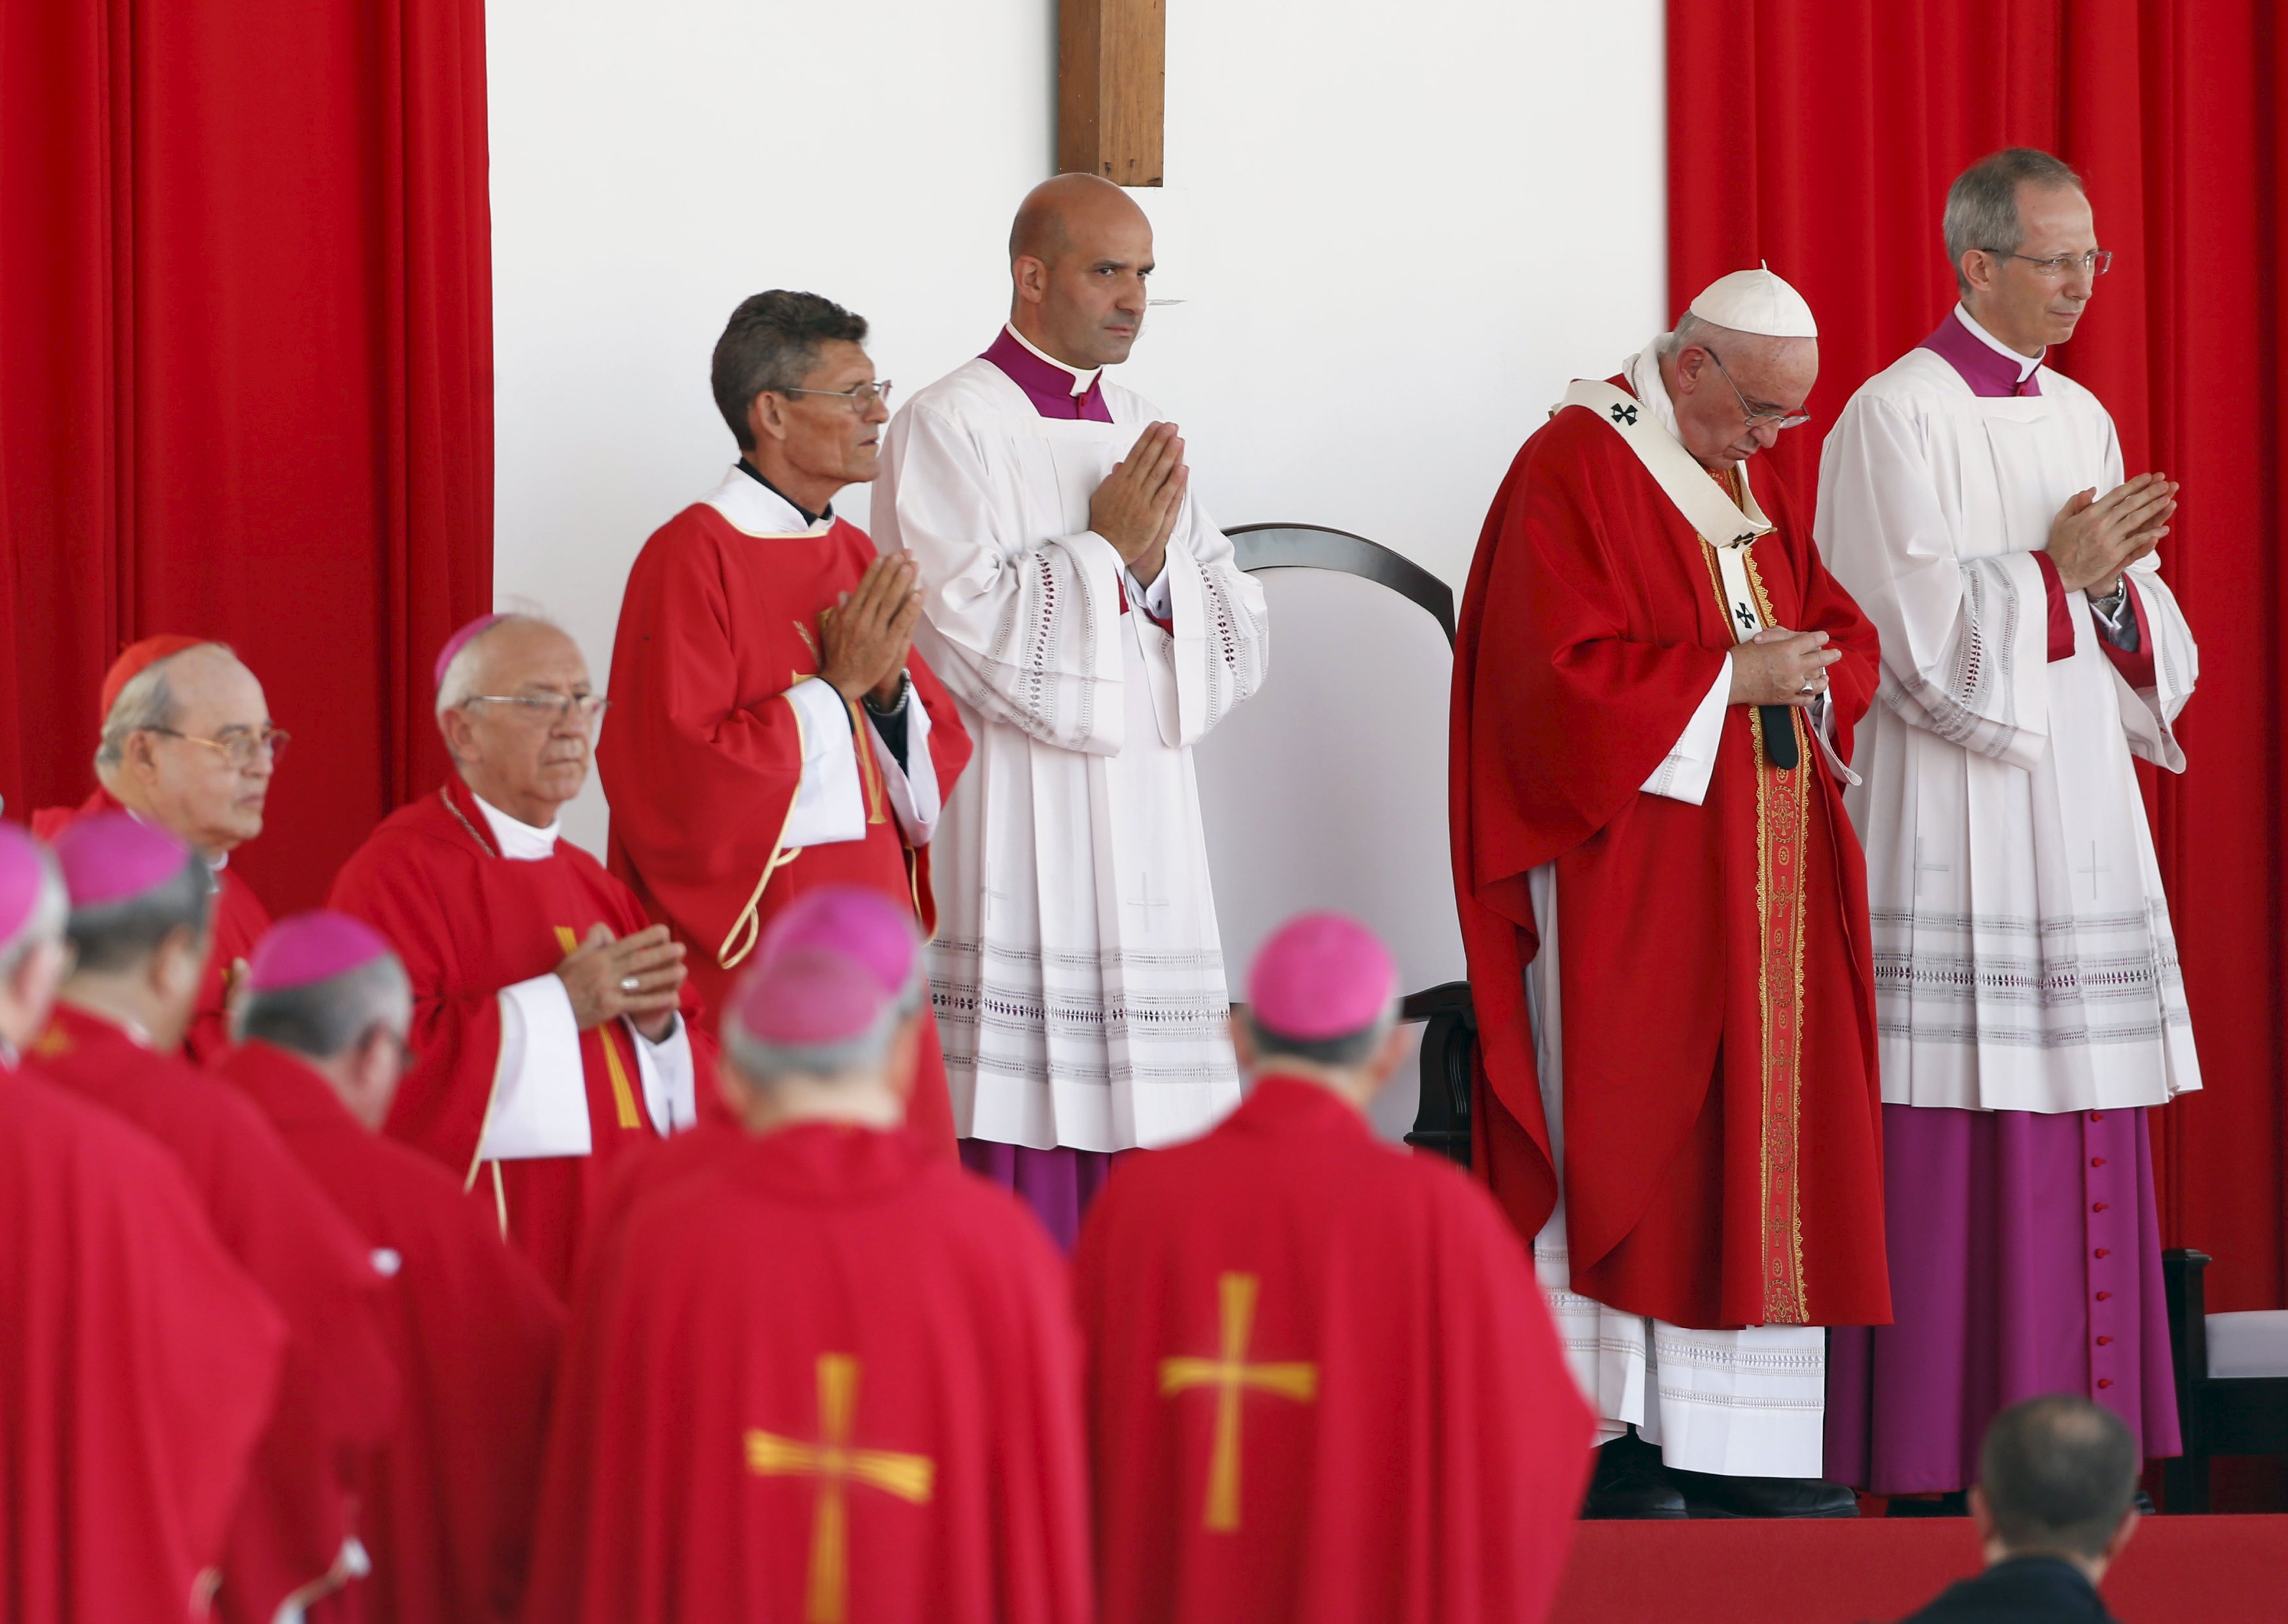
{"left": 1003, "top": 322, "right": 1102, "bottom": 395}
{"left": 473, "top": 791, "right": 560, "bottom": 861}
{"left": 1623, "top": 335, "right": 1684, "bottom": 439}
{"left": 1953, "top": 303, "right": 2044, "bottom": 381}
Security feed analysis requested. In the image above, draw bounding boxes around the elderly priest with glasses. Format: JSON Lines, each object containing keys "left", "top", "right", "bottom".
{"left": 1817, "top": 149, "right": 2196, "bottom": 1507}
{"left": 331, "top": 614, "right": 706, "bottom": 1297}
{"left": 33, "top": 635, "right": 287, "bottom": 1060}
{"left": 1451, "top": 268, "right": 1891, "bottom": 1517}
{"left": 600, "top": 290, "right": 971, "bottom": 1155}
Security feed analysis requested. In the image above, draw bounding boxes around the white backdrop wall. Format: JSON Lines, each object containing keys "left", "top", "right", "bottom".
{"left": 489, "top": 0, "right": 1666, "bottom": 852}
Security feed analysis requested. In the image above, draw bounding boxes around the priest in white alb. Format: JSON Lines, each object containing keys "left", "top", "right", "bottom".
{"left": 1815, "top": 148, "right": 2196, "bottom": 1502}
{"left": 872, "top": 174, "right": 1270, "bottom": 1248}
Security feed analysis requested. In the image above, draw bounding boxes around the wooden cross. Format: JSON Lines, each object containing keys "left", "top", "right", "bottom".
{"left": 1058, "top": 0, "right": 1164, "bottom": 186}
{"left": 747, "top": 1353, "right": 936, "bottom": 1624}
{"left": 1158, "top": 1272, "right": 1317, "bottom": 1532}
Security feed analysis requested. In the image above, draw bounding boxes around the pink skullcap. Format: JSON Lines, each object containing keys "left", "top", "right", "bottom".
{"left": 52, "top": 812, "right": 195, "bottom": 910}
{"left": 432, "top": 614, "right": 509, "bottom": 693}
{"left": 247, "top": 910, "right": 394, "bottom": 993}
{"left": 756, "top": 885, "right": 920, "bottom": 997}
{"left": 1245, "top": 912, "right": 1398, "bottom": 1042}
{"left": 0, "top": 824, "right": 48, "bottom": 945}
{"left": 730, "top": 946, "right": 892, "bottom": 1048}
{"left": 99, "top": 634, "right": 211, "bottom": 720}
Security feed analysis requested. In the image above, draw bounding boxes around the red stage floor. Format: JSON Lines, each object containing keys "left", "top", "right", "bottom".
{"left": 1546, "top": 1515, "right": 2288, "bottom": 1623}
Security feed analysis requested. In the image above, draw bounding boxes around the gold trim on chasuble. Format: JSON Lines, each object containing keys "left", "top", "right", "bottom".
{"left": 1698, "top": 466, "right": 1811, "bottom": 1325}
{"left": 715, "top": 640, "right": 819, "bottom": 974}
{"left": 1158, "top": 1272, "right": 1319, "bottom": 1533}
{"left": 747, "top": 1352, "right": 936, "bottom": 1624}
{"left": 551, "top": 925, "right": 643, "bottom": 1130}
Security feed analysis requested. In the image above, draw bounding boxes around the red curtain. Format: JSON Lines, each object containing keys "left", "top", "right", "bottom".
{"left": 0, "top": 0, "right": 493, "bottom": 911}
{"left": 1668, "top": 3, "right": 2286, "bottom": 1319}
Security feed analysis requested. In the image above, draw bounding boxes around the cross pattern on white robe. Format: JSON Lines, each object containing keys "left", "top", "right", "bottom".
{"left": 1815, "top": 338, "right": 2201, "bottom": 1113}
{"left": 873, "top": 357, "right": 1270, "bottom": 1152}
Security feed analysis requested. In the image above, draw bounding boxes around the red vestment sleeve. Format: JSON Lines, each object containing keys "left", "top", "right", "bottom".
{"left": 600, "top": 521, "right": 821, "bottom": 968}
{"left": 2031, "top": 551, "right": 2077, "bottom": 663}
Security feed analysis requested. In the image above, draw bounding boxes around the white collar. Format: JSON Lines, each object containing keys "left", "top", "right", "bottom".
{"left": 472, "top": 790, "right": 560, "bottom": 861}
{"left": 1003, "top": 323, "right": 1102, "bottom": 396}
{"left": 699, "top": 465, "right": 833, "bottom": 540}
{"left": 1623, "top": 335, "right": 1684, "bottom": 439}
{"left": 1954, "top": 303, "right": 2044, "bottom": 381}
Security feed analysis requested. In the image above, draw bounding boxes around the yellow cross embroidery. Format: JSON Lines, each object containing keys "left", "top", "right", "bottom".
{"left": 553, "top": 925, "right": 641, "bottom": 1129}
{"left": 1158, "top": 1272, "right": 1318, "bottom": 1533}
{"left": 747, "top": 1353, "right": 935, "bottom": 1624}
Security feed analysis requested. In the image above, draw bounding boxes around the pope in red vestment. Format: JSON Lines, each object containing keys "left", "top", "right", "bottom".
{"left": 33, "top": 814, "right": 401, "bottom": 1624}
{"left": 525, "top": 944, "right": 1090, "bottom": 1624}
{"left": 0, "top": 821, "right": 286, "bottom": 1624}
{"left": 33, "top": 633, "right": 286, "bottom": 1062}
{"left": 216, "top": 910, "right": 564, "bottom": 1624}
{"left": 1077, "top": 914, "right": 1595, "bottom": 1624}
{"left": 1451, "top": 318, "right": 1890, "bottom": 1340}
{"left": 599, "top": 297, "right": 971, "bottom": 1155}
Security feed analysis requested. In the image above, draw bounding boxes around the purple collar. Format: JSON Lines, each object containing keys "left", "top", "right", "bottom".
{"left": 1920, "top": 307, "right": 2044, "bottom": 397}
{"left": 981, "top": 327, "right": 1113, "bottom": 422}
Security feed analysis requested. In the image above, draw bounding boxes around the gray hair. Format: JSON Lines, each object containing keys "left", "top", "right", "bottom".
{"left": 433, "top": 613, "right": 558, "bottom": 720}
{"left": 722, "top": 1001, "right": 900, "bottom": 1088}
{"left": 234, "top": 953, "right": 411, "bottom": 1058}
{"left": 65, "top": 853, "right": 211, "bottom": 974}
{"left": 1660, "top": 310, "right": 1723, "bottom": 360}
{"left": 1246, "top": 1001, "right": 1399, "bottom": 1071}
{"left": 1978, "top": 1395, "right": 2138, "bottom": 1561}
{"left": 1944, "top": 148, "right": 2085, "bottom": 291}
{"left": 94, "top": 642, "right": 232, "bottom": 772}
{"left": 0, "top": 852, "right": 69, "bottom": 984}
{"left": 711, "top": 291, "right": 869, "bottom": 452}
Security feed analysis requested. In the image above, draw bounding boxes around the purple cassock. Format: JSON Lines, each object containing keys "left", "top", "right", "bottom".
{"left": 1825, "top": 308, "right": 2181, "bottom": 1494}
{"left": 951, "top": 326, "right": 1126, "bottom": 1251}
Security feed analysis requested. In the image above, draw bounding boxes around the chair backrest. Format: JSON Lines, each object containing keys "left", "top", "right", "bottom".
{"left": 1195, "top": 524, "right": 1466, "bottom": 1144}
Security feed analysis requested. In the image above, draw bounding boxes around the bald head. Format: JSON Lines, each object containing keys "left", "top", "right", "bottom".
{"left": 437, "top": 616, "right": 599, "bottom": 828}
{"left": 1007, "top": 173, "right": 1155, "bottom": 371}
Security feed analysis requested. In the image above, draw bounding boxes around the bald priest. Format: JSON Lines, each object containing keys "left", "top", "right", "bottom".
{"left": 601, "top": 290, "right": 971, "bottom": 1152}
{"left": 33, "top": 635, "right": 286, "bottom": 1059}
{"left": 1451, "top": 269, "right": 1890, "bottom": 1516}
{"left": 331, "top": 615, "right": 707, "bottom": 1296}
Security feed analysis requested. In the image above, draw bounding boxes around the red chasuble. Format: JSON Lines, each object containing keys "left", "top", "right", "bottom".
{"left": 524, "top": 1125, "right": 1090, "bottom": 1624}
{"left": 0, "top": 1067, "right": 285, "bottom": 1624}
{"left": 210, "top": 1041, "right": 564, "bottom": 1624}
{"left": 31, "top": 788, "right": 270, "bottom": 1062}
{"left": 599, "top": 500, "right": 971, "bottom": 1151}
{"left": 328, "top": 776, "right": 709, "bottom": 1298}
{"left": 1450, "top": 379, "right": 1891, "bottom": 1331}
{"left": 27, "top": 1003, "right": 400, "bottom": 1624}
{"left": 1075, "top": 1076, "right": 1594, "bottom": 1624}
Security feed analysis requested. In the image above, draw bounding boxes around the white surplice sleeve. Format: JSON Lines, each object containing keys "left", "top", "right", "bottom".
{"left": 479, "top": 973, "right": 594, "bottom": 1160}
{"left": 1815, "top": 395, "right": 2052, "bottom": 771}
{"left": 778, "top": 676, "right": 867, "bottom": 847}
{"left": 868, "top": 684, "right": 942, "bottom": 844}
{"left": 2113, "top": 555, "right": 2198, "bottom": 770}
{"left": 628, "top": 1015, "right": 697, "bottom": 1136}
{"left": 1152, "top": 489, "right": 1270, "bottom": 748}
{"left": 877, "top": 401, "right": 1129, "bottom": 755}
{"left": 1640, "top": 657, "right": 1732, "bottom": 804}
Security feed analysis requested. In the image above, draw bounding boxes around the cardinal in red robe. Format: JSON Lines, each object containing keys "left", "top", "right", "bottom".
{"left": 599, "top": 290, "right": 970, "bottom": 1155}
{"left": 214, "top": 910, "right": 564, "bottom": 1624}
{"left": 525, "top": 942, "right": 1090, "bottom": 1624}
{"left": 0, "top": 822, "right": 288, "bottom": 1624}
{"left": 31, "top": 635, "right": 283, "bottom": 1061}
{"left": 1451, "top": 271, "right": 1887, "bottom": 1507}
{"left": 1077, "top": 913, "right": 1594, "bottom": 1624}
{"left": 331, "top": 616, "right": 709, "bottom": 1298}
{"left": 30, "top": 813, "right": 401, "bottom": 1623}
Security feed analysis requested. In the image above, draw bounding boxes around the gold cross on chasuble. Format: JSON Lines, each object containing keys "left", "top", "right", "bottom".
{"left": 551, "top": 925, "right": 642, "bottom": 1130}
{"left": 1158, "top": 1272, "right": 1318, "bottom": 1533}
{"left": 746, "top": 1353, "right": 936, "bottom": 1624}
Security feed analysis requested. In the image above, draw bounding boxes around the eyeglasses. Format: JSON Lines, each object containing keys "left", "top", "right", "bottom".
{"left": 778, "top": 379, "right": 894, "bottom": 413}
{"left": 1985, "top": 248, "right": 2112, "bottom": 279}
{"left": 146, "top": 726, "right": 290, "bottom": 768}
{"left": 460, "top": 692, "right": 612, "bottom": 729}
{"left": 1704, "top": 346, "right": 1812, "bottom": 432}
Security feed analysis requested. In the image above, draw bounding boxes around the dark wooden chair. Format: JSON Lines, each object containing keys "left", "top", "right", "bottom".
{"left": 2160, "top": 1248, "right": 2288, "bottom": 1511}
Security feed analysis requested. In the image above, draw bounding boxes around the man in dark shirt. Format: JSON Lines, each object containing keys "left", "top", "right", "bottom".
{"left": 1900, "top": 1396, "right": 2140, "bottom": 1622}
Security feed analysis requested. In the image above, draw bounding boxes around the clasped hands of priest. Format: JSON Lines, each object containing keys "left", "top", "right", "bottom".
{"left": 2045, "top": 472, "right": 2177, "bottom": 597}
{"left": 1089, "top": 419, "right": 1188, "bottom": 586}
{"left": 818, "top": 551, "right": 924, "bottom": 709}
{"left": 1730, "top": 626, "right": 1840, "bottom": 706}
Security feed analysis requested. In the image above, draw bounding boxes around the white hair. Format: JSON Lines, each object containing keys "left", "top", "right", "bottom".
{"left": 722, "top": 1001, "right": 900, "bottom": 1088}
{"left": 433, "top": 612, "right": 565, "bottom": 720}
{"left": 94, "top": 641, "right": 233, "bottom": 772}
{"left": 234, "top": 954, "right": 412, "bottom": 1058}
